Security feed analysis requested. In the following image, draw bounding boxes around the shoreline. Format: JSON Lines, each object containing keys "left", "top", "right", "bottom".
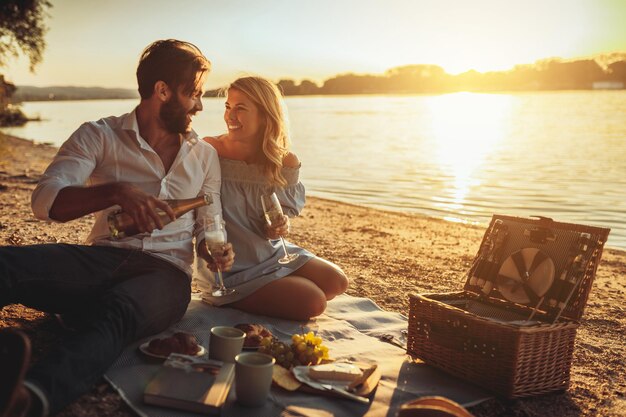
{"left": 5, "top": 127, "right": 625, "bottom": 253}
{"left": 1, "top": 133, "right": 625, "bottom": 417}
{"left": 305, "top": 194, "right": 626, "bottom": 254}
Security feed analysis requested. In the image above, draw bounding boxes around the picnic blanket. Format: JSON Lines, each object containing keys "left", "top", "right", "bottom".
{"left": 105, "top": 295, "right": 491, "bottom": 417}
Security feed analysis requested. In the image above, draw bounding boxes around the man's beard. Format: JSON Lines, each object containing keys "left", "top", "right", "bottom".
{"left": 160, "top": 95, "right": 191, "bottom": 134}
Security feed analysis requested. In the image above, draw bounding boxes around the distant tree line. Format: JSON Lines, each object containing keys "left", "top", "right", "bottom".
{"left": 206, "top": 56, "right": 626, "bottom": 97}
{"left": 12, "top": 85, "right": 139, "bottom": 102}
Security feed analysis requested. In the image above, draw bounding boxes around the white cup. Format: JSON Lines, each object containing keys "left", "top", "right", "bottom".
{"left": 209, "top": 326, "right": 245, "bottom": 363}
{"left": 235, "top": 352, "right": 276, "bottom": 406}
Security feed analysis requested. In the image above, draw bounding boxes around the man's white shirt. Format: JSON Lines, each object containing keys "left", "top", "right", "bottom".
{"left": 31, "top": 109, "right": 221, "bottom": 276}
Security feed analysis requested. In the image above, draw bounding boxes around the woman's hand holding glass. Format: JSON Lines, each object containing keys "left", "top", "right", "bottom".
{"left": 264, "top": 213, "right": 290, "bottom": 240}
{"left": 200, "top": 215, "right": 235, "bottom": 297}
{"left": 260, "top": 192, "right": 299, "bottom": 264}
{"left": 202, "top": 241, "right": 235, "bottom": 273}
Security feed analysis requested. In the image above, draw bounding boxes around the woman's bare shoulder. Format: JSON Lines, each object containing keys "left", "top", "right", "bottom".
{"left": 203, "top": 135, "right": 225, "bottom": 151}
{"left": 282, "top": 152, "right": 300, "bottom": 168}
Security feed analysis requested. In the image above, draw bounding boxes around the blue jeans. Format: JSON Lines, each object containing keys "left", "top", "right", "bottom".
{"left": 0, "top": 244, "right": 191, "bottom": 414}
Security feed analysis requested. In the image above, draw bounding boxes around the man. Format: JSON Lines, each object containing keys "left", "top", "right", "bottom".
{"left": 0, "top": 39, "right": 233, "bottom": 417}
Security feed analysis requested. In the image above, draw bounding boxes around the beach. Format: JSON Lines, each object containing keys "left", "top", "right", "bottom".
{"left": 1, "top": 134, "right": 624, "bottom": 417}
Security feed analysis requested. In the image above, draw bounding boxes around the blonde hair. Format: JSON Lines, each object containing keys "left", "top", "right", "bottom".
{"left": 225, "top": 76, "right": 290, "bottom": 187}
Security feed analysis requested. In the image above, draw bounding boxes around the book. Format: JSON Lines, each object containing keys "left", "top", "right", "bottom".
{"left": 144, "top": 353, "right": 234, "bottom": 414}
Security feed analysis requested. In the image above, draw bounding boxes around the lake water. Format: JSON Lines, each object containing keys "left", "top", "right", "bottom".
{"left": 2, "top": 91, "right": 625, "bottom": 249}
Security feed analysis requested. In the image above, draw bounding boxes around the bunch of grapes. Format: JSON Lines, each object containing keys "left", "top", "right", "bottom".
{"left": 259, "top": 338, "right": 296, "bottom": 368}
{"left": 291, "top": 331, "right": 330, "bottom": 366}
{"left": 258, "top": 330, "right": 330, "bottom": 369}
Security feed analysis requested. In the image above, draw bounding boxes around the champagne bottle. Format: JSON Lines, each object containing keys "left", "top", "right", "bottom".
{"left": 108, "top": 194, "right": 213, "bottom": 239}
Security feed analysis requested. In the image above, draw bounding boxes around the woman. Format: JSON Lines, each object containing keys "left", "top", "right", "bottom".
{"left": 199, "top": 76, "right": 348, "bottom": 320}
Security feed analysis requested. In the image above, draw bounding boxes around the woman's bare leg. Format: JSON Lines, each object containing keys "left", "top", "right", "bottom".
{"left": 230, "top": 276, "right": 327, "bottom": 321}
{"left": 229, "top": 257, "right": 348, "bottom": 320}
{"left": 292, "top": 257, "right": 348, "bottom": 300}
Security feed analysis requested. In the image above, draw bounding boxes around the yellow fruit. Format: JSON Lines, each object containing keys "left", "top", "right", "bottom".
{"left": 285, "top": 330, "right": 331, "bottom": 367}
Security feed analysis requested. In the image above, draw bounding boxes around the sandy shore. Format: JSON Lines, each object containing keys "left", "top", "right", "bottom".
{"left": 1, "top": 134, "right": 624, "bottom": 417}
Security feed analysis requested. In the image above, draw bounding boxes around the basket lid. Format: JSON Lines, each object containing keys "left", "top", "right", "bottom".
{"left": 463, "top": 215, "right": 610, "bottom": 321}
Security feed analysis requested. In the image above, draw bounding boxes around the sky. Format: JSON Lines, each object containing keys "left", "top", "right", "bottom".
{"left": 3, "top": 0, "right": 626, "bottom": 90}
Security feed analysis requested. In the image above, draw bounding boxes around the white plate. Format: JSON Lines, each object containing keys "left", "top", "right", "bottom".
{"left": 291, "top": 364, "right": 370, "bottom": 404}
{"left": 139, "top": 341, "right": 206, "bottom": 359}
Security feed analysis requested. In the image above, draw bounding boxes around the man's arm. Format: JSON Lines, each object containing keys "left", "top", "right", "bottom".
{"left": 49, "top": 182, "right": 175, "bottom": 233}
{"left": 32, "top": 122, "right": 174, "bottom": 232}
{"left": 48, "top": 183, "right": 120, "bottom": 222}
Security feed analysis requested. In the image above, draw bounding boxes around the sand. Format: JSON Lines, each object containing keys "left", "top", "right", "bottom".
{"left": 1, "top": 134, "right": 624, "bottom": 417}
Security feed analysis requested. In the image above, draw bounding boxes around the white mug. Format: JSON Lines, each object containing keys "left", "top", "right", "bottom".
{"left": 235, "top": 352, "right": 275, "bottom": 406}
{"left": 209, "top": 326, "right": 245, "bottom": 363}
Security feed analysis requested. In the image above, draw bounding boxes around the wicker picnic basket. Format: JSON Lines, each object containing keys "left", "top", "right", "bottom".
{"left": 407, "top": 215, "right": 610, "bottom": 399}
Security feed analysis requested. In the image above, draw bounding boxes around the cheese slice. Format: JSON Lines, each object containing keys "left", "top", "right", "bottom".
{"left": 308, "top": 362, "right": 363, "bottom": 382}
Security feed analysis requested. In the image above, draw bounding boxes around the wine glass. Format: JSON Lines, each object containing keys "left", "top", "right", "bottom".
{"left": 203, "top": 215, "right": 235, "bottom": 297}
{"left": 260, "top": 192, "right": 299, "bottom": 265}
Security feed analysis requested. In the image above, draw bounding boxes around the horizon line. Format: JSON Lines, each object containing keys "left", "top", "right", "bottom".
{"left": 9, "top": 50, "right": 626, "bottom": 91}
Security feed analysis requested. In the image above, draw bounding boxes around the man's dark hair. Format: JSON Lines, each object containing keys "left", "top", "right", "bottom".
{"left": 136, "top": 39, "right": 210, "bottom": 99}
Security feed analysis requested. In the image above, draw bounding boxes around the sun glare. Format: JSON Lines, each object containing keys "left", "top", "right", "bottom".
{"left": 426, "top": 93, "right": 512, "bottom": 215}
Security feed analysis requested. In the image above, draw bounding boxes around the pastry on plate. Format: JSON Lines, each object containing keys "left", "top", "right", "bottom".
{"left": 234, "top": 323, "right": 273, "bottom": 348}
{"left": 146, "top": 332, "right": 201, "bottom": 356}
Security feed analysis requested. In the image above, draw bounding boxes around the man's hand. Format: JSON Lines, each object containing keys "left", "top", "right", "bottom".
{"left": 198, "top": 240, "right": 235, "bottom": 272}
{"left": 116, "top": 183, "right": 176, "bottom": 233}
{"left": 265, "top": 214, "right": 290, "bottom": 240}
